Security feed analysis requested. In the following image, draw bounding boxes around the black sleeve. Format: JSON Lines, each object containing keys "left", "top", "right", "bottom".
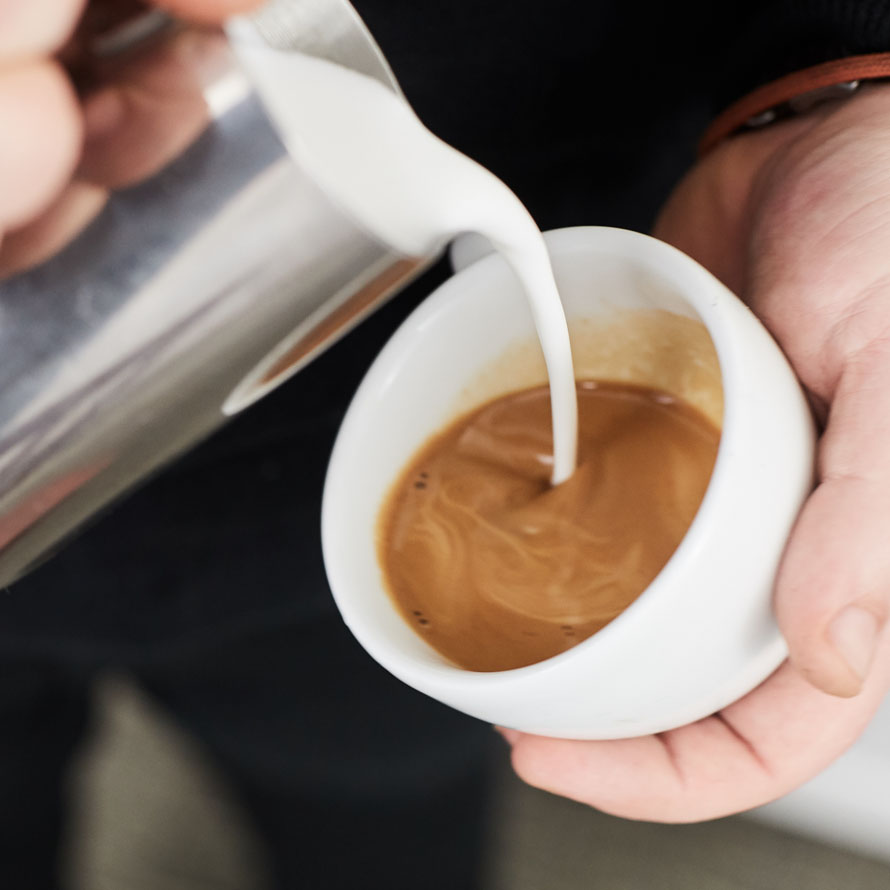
{"left": 716, "top": 0, "right": 890, "bottom": 109}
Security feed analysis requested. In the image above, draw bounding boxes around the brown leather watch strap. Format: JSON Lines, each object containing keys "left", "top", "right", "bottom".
{"left": 699, "top": 52, "right": 890, "bottom": 156}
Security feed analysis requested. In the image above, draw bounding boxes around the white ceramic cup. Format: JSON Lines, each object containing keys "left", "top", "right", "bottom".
{"left": 322, "top": 226, "right": 816, "bottom": 739}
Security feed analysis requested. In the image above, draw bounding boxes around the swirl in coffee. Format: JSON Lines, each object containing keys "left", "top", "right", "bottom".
{"left": 379, "top": 381, "right": 719, "bottom": 672}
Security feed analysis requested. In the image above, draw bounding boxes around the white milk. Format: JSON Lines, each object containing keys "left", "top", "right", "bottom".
{"left": 233, "top": 45, "right": 578, "bottom": 483}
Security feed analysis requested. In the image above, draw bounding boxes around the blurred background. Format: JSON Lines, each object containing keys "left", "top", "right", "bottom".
{"left": 62, "top": 675, "right": 890, "bottom": 889}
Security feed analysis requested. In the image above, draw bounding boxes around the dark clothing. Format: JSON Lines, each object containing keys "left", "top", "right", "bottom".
{"left": 715, "top": 1, "right": 890, "bottom": 110}
{"left": 1, "top": 614, "right": 493, "bottom": 889}
{"left": 2, "top": 1, "right": 889, "bottom": 887}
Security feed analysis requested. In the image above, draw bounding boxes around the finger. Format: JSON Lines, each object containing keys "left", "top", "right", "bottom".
{"left": 0, "top": 0, "right": 86, "bottom": 60}
{"left": 0, "top": 61, "right": 83, "bottom": 230}
{"left": 774, "top": 344, "right": 890, "bottom": 696}
{"left": 77, "top": 30, "right": 227, "bottom": 189}
{"left": 0, "top": 180, "right": 107, "bottom": 279}
{"left": 152, "top": 0, "right": 263, "bottom": 24}
{"left": 507, "top": 651, "right": 890, "bottom": 822}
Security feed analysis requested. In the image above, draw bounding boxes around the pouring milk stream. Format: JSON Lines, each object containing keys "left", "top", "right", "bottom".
{"left": 231, "top": 42, "right": 579, "bottom": 484}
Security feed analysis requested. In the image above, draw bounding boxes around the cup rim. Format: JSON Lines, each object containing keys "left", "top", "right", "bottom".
{"left": 323, "top": 225, "right": 749, "bottom": 686}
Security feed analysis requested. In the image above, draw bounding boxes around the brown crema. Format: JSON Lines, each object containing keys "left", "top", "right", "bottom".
{"left": 379, "top": 381, "right": 720, "bottom": 672}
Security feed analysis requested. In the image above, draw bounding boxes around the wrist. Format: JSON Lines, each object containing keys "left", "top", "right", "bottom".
{"left": 700, "top": 53, "right": 890, "bottom": 156}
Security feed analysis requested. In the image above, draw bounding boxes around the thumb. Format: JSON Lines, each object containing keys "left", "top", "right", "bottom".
{"left": 774, "top": 346, "right": 890, "bottom": 697}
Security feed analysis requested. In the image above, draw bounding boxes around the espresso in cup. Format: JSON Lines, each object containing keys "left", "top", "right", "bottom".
{"left": 379, "top": 380, "right": 719, "bottom": 672}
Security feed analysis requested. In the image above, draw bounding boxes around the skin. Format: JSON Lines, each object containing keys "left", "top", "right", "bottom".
{"left": 503, "top": 84, "right": 890, "bottom": 821}
{"left": 0, "top": 0, "right": 261, "bottom": 277}
{"left": 6, "top": 0, "right": 890, "bottom": 825}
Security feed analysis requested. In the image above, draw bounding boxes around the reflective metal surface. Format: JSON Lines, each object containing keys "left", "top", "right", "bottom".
{"left": 0, "top": 0, "right": 431, "bottom": 585}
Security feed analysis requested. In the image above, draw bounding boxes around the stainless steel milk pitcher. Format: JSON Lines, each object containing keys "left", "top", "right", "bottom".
{"left": 0, "top": 0, "right": 431, "bottom": 585}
